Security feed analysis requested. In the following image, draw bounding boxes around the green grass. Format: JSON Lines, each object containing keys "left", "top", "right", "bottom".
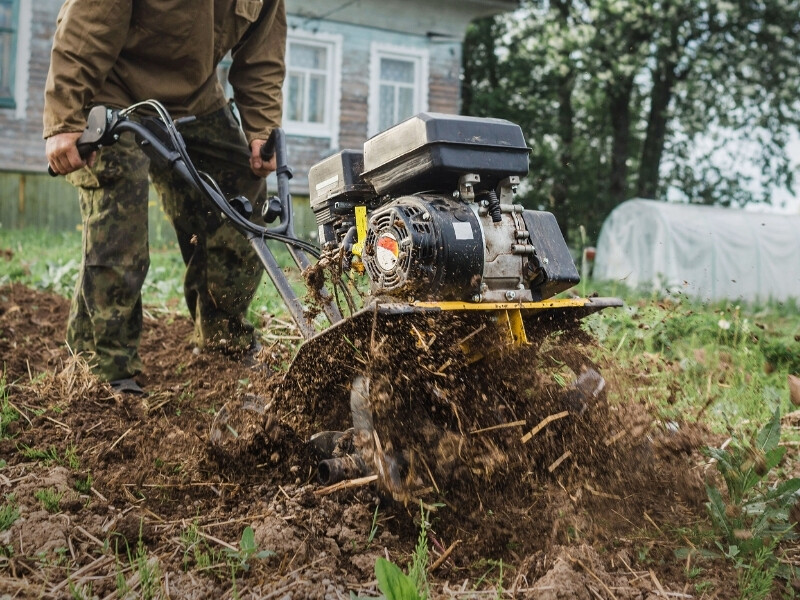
{"left": 34, "top": 488, "right": 64, "bottom": 513}
{"left": 3, "top": 226, "right": 799, "bottom": 433}
{"left": 582, "top": 280, "right": 800, "bottom": 434}
{"left": 0, "top": 372, "right": 19, "bottom": 439}
{"left": 0, "top": 227, "right": 305, "bottom": 325}
{"left": 0, "top": 494, "right": 20, "bottom": 530}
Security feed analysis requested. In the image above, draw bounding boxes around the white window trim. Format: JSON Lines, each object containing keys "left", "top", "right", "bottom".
{"left": 5, "top": 0, "right": 30, "bottom": 119}
{"left": 368, "top": 42, "right": 429, "bottom": 138}
{"left": 283, "top": 29, "right": 342, "bottom": 149}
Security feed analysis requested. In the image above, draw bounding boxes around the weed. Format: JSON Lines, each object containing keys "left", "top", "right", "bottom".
{"left": 703, "top": 409, "right": 800, "bottom": 596}
{"left": 64, "top": 444, "right": 80, "bottom": 470}
{"left": 0, "top": 494, "right": 20, "bottom": 530}
{"left": 372, "top": 557, "right": 421, "bottom": 600}
{"left": 223, "top": 526, "right": 274, "bottom": 573}
{"left": 0, "top": 372, "right": 19, "bottom": 439}
{"left": 694, "top": 579, "right": 714, "bottom": 594}
{"left": 367, "top": 504, "right": 380, "bottom": 546}
{"left": 114, "top": 523, "right": 162, "bottom": 600}
{"left": 736, "top": 544, "right": 781, "bottom": 600}
{"left": 35, "top": 488, "right": 64, "bottom": 513}
{"left": 18, "top": 443, "right": 61, "bottom": 465}
{"left": 74, "top": 473, "right": 93, "bottom": 495}
{"left": 180, "top": 521, "right": 220, "bottom": 570}
{"left": 134, "top": 538, "right": 162, "bottom": 600}
{"left": 407, "top": 503, "right": 430, "bottom": 599}
{"left": 68, "top": 580, "right": 93, "bottom": 600}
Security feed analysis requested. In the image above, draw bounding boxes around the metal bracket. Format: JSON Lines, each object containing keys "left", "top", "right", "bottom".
{"left": 458, "top": 173, "right": 481, "bottom": 201}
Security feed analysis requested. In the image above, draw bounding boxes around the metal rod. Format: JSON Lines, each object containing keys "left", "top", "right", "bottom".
{"left": 248, "top": 235, "right": 316, "bottom": 340}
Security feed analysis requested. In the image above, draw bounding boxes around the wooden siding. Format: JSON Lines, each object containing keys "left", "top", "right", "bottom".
{"left": 284, "top": 16, "right": 463, "bottom": 192}
{"left": 0, "top": 0, "right": 59, "bottom": 173}
{"left": 0, "top": 2, "right": 496, "bottom": 233}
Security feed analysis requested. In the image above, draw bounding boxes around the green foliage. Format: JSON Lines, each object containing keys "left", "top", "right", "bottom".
{"left": 760, "top": 338, "right": 800, "bottom": 374}
{"left": 180, "top": 521, "right": 223, "bottom": 571}
{"left": 582, "top": 286, "right": 800, "bottom": 432}
{"left": 0, "top": 494, "right": 20, "bottom": 531}
{"left": 703, "top": 410, "right": 800, "bottom": 595}
{"left": 223, "top": 526, "right": 274, "bottom": 573}
{"left": 367, "top": 504, "right": 380, "bottom": 546}
{"left": 114, "top": 522, "right": 162, "bottom": 600}
{"left": 374, "top": 557, "right": 421, "bottom": 600}
{"left": 0, "top": 227, "right": 301, "bottom": 323}
{"left": 0, "top": 372, "right": 19, "bottom": 439}
{"left": 463, "top": 1, "right": 800, "bottom": 244}
{"left": 68, "top": 580, "right": 93, "bottom": 600}
{"left": 407, "top": 503, "right": 430, "bottom": 599}
{"left": 736, "top": 545, "right": 781, "bottom": 600}
{"left": 74, "top": 472, "right": 93, "bottom": 495}
{"left": 18, "top": 443, "right": 76, "bottom": 468}
{"left": 34, "top": 488, "right": 64, "bottom": 513}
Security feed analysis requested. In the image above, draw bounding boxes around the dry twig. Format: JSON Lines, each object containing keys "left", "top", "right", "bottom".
{"left": 522, "top": 411, "right": 569, "bottom": 444}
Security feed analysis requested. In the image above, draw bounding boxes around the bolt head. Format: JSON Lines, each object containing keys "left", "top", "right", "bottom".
{"left": 505, "top": 291, "right": 516, "bottom": 301}
{"left": 422, "top": 212, "right": 430, "bottom": 221}
{"left": 471, "top": 294, "right": 482, "bottom": 303}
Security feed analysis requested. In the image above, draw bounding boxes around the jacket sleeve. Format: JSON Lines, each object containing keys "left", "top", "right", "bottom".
{"left": 43, "top": 0, "right": 133, "bottom": 138}
{"left": 228, "top": 0, "right": 287, "bottom": 145}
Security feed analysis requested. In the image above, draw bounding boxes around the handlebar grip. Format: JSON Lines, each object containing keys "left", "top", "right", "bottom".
{"left": 48, "top": 106, "right": 111, "bottom": 177}
{"left": 48, "top": 142, "right": 95, "bottom": 177}
{"left": 260, "top": 128, "right": 278, "bottom": 162}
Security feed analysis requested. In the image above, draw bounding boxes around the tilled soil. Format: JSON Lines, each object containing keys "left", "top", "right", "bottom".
{"left": 0, "top": 282, "right": 792, "bottom": 598}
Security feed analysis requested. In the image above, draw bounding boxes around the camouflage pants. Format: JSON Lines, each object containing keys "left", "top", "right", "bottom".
{"left": 66, "top": 104, "right": 266, "bottom": 381}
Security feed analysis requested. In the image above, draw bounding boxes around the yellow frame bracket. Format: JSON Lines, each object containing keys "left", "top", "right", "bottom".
{"left": 501, "top": 308, "right": 529, "bottom": 347}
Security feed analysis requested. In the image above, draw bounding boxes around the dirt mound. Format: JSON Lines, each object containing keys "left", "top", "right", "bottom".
{"left": 0, "top": 283, "right": 738, "bottom": 598}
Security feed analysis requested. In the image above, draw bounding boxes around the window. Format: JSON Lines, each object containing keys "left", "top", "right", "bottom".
{"left": 0, "top": 0, "right": 18, "bottom": 108}
{"left": 368, "top": 44, "right": 428, "bottom": 137}
{"left": 283, "top": 32, "right": 341, "bottom": 142}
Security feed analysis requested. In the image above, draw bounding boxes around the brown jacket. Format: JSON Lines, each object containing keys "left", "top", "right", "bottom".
{"left": 43, "top": 0, "right": 286, "bottom": 145}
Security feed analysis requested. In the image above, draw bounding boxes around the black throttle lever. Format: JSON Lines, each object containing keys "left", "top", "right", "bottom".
{"left": 259, "top": 128, "right": 278, "bottom": 163}
{"left": 48, "top": 105, "right": 118, "bottom": 176}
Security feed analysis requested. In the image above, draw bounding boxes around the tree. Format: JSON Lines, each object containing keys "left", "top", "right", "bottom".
{"left": 462, "top": 0, "right": 800, "bottom": 244}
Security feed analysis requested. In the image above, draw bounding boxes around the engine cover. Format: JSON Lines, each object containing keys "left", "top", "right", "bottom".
{"left": 362, "top": 196, "right": 483, "bottom": 300}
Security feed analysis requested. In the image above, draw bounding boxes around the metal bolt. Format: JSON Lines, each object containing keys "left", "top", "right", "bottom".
{"left": 96, "top": 127, "right": 102, "bottom": 134}
{"left": 543, "top": 257, "right": 549, "bottom": 265}
{"left": 452, "top": 190, "right": 460, "bottom": 199}
{"left": 422, "top": 212, "right": 430, "bottom": 221}
{"left": 471, "top": 294, "right": 482, "bottom": 303}
{"left": 505, "top": 290, "right": 516, "bottom": 301}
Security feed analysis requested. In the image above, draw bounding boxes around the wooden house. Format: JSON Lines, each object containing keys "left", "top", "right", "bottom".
{"left": 0, "top": 0, "right": 517, "bottom": 232}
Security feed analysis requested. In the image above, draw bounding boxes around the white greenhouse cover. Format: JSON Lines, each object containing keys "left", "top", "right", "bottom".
{"left": 594, "top": 199, "right": 800, "bottom": 302}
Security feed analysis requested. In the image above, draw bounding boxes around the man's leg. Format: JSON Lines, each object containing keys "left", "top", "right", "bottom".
{"left": 152, "top": 105, "right": 266, "bottom": 353}
{"left": 66, "top": 134, "right": 151, "bottom": 381}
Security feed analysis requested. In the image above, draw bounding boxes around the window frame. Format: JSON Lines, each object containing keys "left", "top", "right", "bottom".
{"left": 282, "top": 29, "right": 342, "bottom": 145}
{"left": 0, "top": 0, "right": 19, "bottom": 109}
{"left": 368, "top": 43, "right": 429, "bottom": 137}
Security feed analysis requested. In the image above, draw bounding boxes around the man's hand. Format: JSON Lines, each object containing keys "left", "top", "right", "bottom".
{"left": 249, "top": 138, "right": 277, "bottom": 178}
{"left": 46, "top": 131, "right": 94, "bottom": 175}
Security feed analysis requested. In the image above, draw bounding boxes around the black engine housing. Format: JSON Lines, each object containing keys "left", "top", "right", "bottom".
{"left": 362, "top": 196, "right": 483, "bottom": 301}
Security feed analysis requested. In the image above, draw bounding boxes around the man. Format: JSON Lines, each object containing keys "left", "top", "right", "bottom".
{"left": 44, "top": 0, "right": 286, "bottom": 394}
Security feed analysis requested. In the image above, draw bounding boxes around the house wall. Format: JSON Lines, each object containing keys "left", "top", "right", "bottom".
{"left": 0, "top": 1, "right": 510, "bottom": 234}
{"left": 0, "top": 0, "right": 58, "bottom": 173}
{"left": 283, "top": 14, "right": 463, "bottom": 192}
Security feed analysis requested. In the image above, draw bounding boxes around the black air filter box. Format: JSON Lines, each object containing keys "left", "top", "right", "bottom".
{"left": 308, "top": 150, "right": 374, "bottom": 210}
{"left": 362, "top": 113, "right": 529, "bottom": 195}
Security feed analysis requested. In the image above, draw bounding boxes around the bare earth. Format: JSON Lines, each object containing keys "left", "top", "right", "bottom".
{"left": 0, "top": 282, "right": 797, "bottom": 599}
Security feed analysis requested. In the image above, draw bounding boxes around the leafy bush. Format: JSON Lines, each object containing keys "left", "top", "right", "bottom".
{"left": 760, "top": 338, "right": 800, "bottom": 374}
{"left": 703, "top": 410, "right": 800, "bottom": 597}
